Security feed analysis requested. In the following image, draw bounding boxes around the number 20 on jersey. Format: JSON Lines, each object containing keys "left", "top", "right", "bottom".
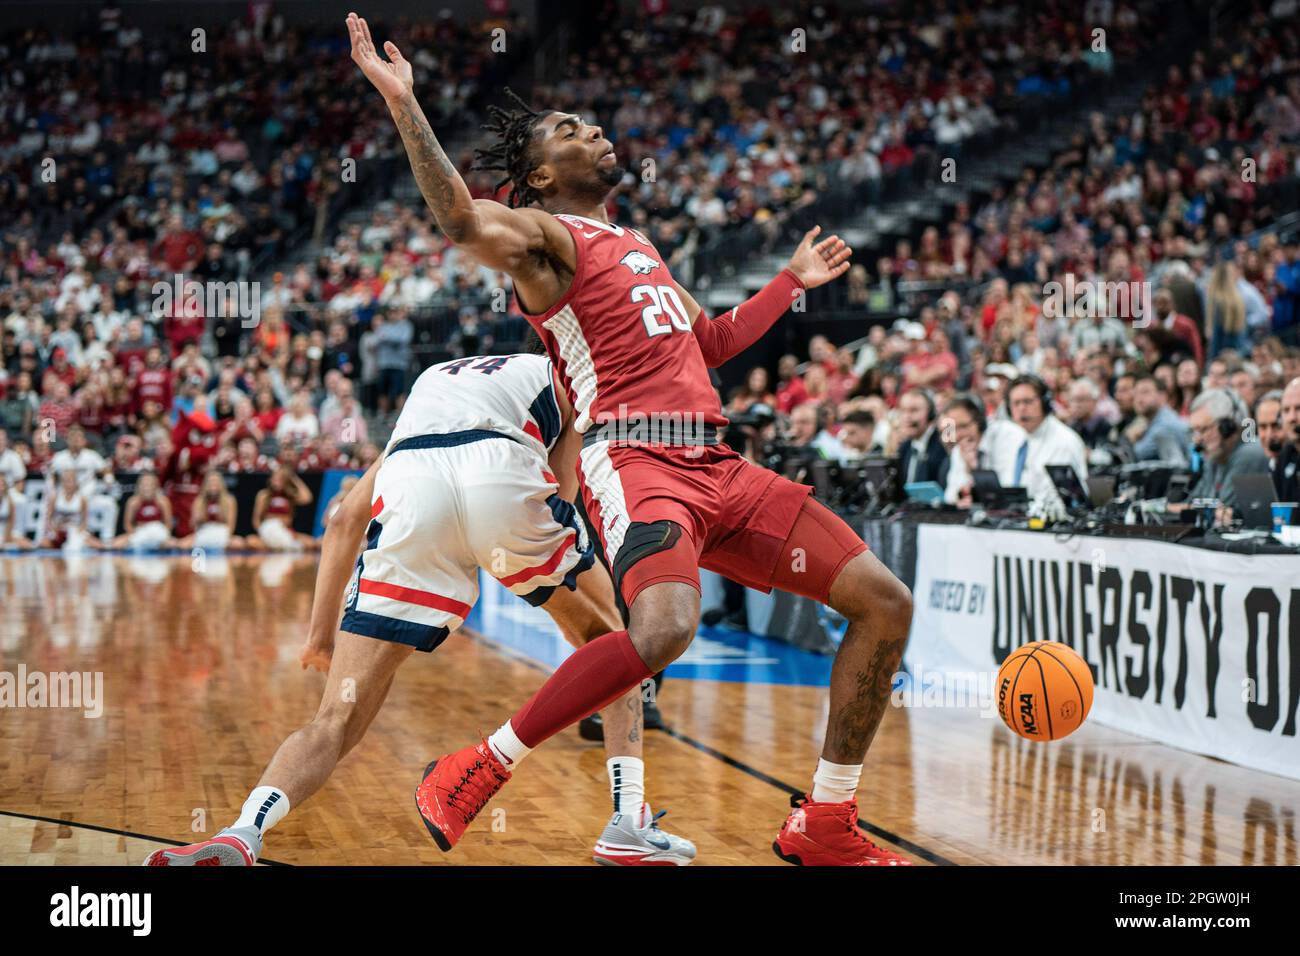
{"left": 632, "top": 284, "right": 691, "bottom": 337}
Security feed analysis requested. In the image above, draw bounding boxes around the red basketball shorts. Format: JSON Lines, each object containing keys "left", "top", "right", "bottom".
{"left": 577, "top": 441, "right": 867, "bottom": 609}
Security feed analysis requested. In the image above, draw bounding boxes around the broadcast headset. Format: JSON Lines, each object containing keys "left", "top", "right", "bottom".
{"left": 1004, "top": 374, "right": 1053, "bottom": 420}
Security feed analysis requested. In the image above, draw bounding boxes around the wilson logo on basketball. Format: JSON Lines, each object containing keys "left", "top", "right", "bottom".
{"left": 619, "top": 250, "right": 660, "bottom": 275}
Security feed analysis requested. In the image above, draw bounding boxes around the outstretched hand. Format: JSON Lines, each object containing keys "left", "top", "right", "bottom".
{"left": 347, "top": 12, "right": 413, "bottom": 103}
{"left": 299, "top": 633, "right": 334, "bottom": 674}
{"left": 787, "top": 225, "right": 852, "bottom": 289}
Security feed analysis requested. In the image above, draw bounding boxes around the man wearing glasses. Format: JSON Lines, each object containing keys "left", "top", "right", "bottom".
{"left": 1179, "top": 388, "right": 1271, "bottom": 525}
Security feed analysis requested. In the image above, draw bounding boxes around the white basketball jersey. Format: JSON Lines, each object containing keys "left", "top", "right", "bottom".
{"left": 386, "top": 354, "right": 563, "bottom": 459}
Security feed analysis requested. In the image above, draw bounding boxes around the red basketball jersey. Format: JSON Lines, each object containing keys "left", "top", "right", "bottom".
{"left": 203, "top": 495, "right": 225, "bottom": 523}
{"left": 135, "top": 498, "right": 165, "bottom": 524}
{"left": 266, "top": 493, "right": 293, "bottom": 519}
{"left": 516, "top": 214, "right": 725, "bottom": 433}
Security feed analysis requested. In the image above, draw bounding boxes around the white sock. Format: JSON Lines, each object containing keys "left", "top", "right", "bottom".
{"left": 607, "top": 756, "right": 645, "bottom": 819}
{"left": 487, "top": 720, "right": 532, "bottom": 769}
{"left": 810, "top": 758, "right": 862, "bottom": 804}
{"left": 230, "top": 786, "right": 290, "bottom": 843}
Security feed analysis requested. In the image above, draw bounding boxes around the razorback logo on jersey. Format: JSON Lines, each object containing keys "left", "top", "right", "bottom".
{"left": 620, "top": 250, "right": 661, "bottom": 275}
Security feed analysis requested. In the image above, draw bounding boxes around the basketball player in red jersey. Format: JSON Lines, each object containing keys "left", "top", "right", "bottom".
{"left": 349, "top": 13, "right": 914, "bottom": 865}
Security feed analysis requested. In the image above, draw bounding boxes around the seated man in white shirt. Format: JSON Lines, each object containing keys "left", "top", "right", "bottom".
{"left": 1005, "top": 375, "right": 1089, "bottom": 512}
{"left": 941, "top": 392, "right": 1027, "bottom": 506}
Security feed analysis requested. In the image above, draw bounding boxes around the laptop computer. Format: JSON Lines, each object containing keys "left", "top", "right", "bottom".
{"left": 1232, "top": 473, "right": 1277, "bottom": 530}
{"left": 1166, "top": 472, "right": 1192, "bottom": 504}
{"left": 971, "top": 468, "right": 1029, "bottom": 509}
{"left": 1046, "top": 464, "right": 1090, "bottom": 513}
{"left": 1087, "top": 476, "right": 1116, "bottom": 508}
{"left": 1120, "top": 462, "right": 1175, "bottom": 499}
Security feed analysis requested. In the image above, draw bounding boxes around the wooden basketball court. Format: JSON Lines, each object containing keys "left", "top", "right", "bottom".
{"left": 1, "top": 553, "right": 1295, "bottom": 866}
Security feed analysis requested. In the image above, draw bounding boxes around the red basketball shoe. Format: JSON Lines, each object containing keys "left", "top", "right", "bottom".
{"left": 773, "top": 795, "right": 913, "bottom": 866}
{"left": 142, "top": 832, "right": 257, "bottom": 866}
{"left": 415, "top": 740, "right": 511, "bottom": 851}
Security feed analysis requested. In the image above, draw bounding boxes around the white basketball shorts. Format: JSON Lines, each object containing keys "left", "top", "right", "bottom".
{"left": 340, "top": 430, "right": 593, "bottom": 652}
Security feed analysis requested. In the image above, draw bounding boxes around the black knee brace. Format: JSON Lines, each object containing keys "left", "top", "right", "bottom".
{"left": 609, "top": 520, "right": 684, "bottom": 623}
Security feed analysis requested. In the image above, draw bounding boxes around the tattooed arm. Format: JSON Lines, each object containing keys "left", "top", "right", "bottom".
{"left": 347, "top": 13, "right": 566, "bottom": 275}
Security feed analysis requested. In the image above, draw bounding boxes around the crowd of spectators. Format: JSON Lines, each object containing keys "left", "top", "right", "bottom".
{"left": 523, "top": 0, "right": 1152, "bottom": 271}
{"left": 731, "top": 292, "right": 1300, "bottom": 520}
{"left": 719, "top": 1, "right": 1300, "bottom": 521}
{"left": 1, "top": 0, "right": 1298, "bottom": 547}
{"left": 251, "top": 0, "right": 1154, "bottom": 360}
{"left": 0, "top": 7, "right": 529, "bottom": 542}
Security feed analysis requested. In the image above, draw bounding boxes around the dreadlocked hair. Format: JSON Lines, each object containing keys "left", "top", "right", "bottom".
{"left": 471, "top": 87, "right": 551, "bottom": 209}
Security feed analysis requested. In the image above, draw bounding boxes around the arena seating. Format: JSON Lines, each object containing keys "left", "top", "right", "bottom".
{"left": 2, "top": 0, "right": 1299, "bottom": 546}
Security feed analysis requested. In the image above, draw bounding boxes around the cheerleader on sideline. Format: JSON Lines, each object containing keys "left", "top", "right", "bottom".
{"left": 40, "top": 469, "right": 90, "bottom": 552}
{"left": 247, "top": 462, "right": 318, "bottom": 552}
{"left": 180, "top": 469, "right": 248, "bottom": 553}
{"left": 105, "top": 471, "right": 176, "bottom": 551}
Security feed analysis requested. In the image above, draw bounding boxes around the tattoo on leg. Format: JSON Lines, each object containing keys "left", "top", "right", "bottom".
{"left": 626, "top": 694, "right": 641, "bottom": 744}
{"left": 832, "top": 636, "right": 902, "bottom": 758}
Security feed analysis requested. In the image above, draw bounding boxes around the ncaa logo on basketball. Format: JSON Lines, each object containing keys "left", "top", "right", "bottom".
{"left": 1018, "top": 694, "right": 1039, "bottom": 736}
{"left": 619, "top": 250, "right": 660, "bottom": 275}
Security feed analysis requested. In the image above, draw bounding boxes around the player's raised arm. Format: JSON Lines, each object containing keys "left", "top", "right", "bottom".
{"left": 346, "top": 13, "right": 550, "bottom": 273}
{"left": 686, "top": 225, "right": 851, "bottom": 368}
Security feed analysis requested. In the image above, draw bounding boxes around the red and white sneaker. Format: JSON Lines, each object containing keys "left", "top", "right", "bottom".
{"left": 773, "top": 795, "right": 913, "bottom": 866}
{"left": 142, "top": 832, "right": 258, "bottom": 866}
{"left": 415, "top": 740, "right": 512, "bottom": 851}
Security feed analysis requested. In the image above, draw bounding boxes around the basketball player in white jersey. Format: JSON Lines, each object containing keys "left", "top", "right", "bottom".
{"left": 146, "top": 353, "right": 695, "bottom": 866}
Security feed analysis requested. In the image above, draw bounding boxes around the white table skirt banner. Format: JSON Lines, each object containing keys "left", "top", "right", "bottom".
{"left": 907, "top": 524, "right": 1300, "bottom": 781}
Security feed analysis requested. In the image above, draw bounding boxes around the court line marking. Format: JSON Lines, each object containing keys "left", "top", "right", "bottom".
{"left": 0, "top": 808, "right": 291, "bottom": 866}
{"left": 464, "top": 629, "right": 958, "bottom": 866}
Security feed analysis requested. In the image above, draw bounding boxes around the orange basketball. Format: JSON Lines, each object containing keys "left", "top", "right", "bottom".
{"left": 995, "top": 641, "right": 1094, "bottom": 741}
